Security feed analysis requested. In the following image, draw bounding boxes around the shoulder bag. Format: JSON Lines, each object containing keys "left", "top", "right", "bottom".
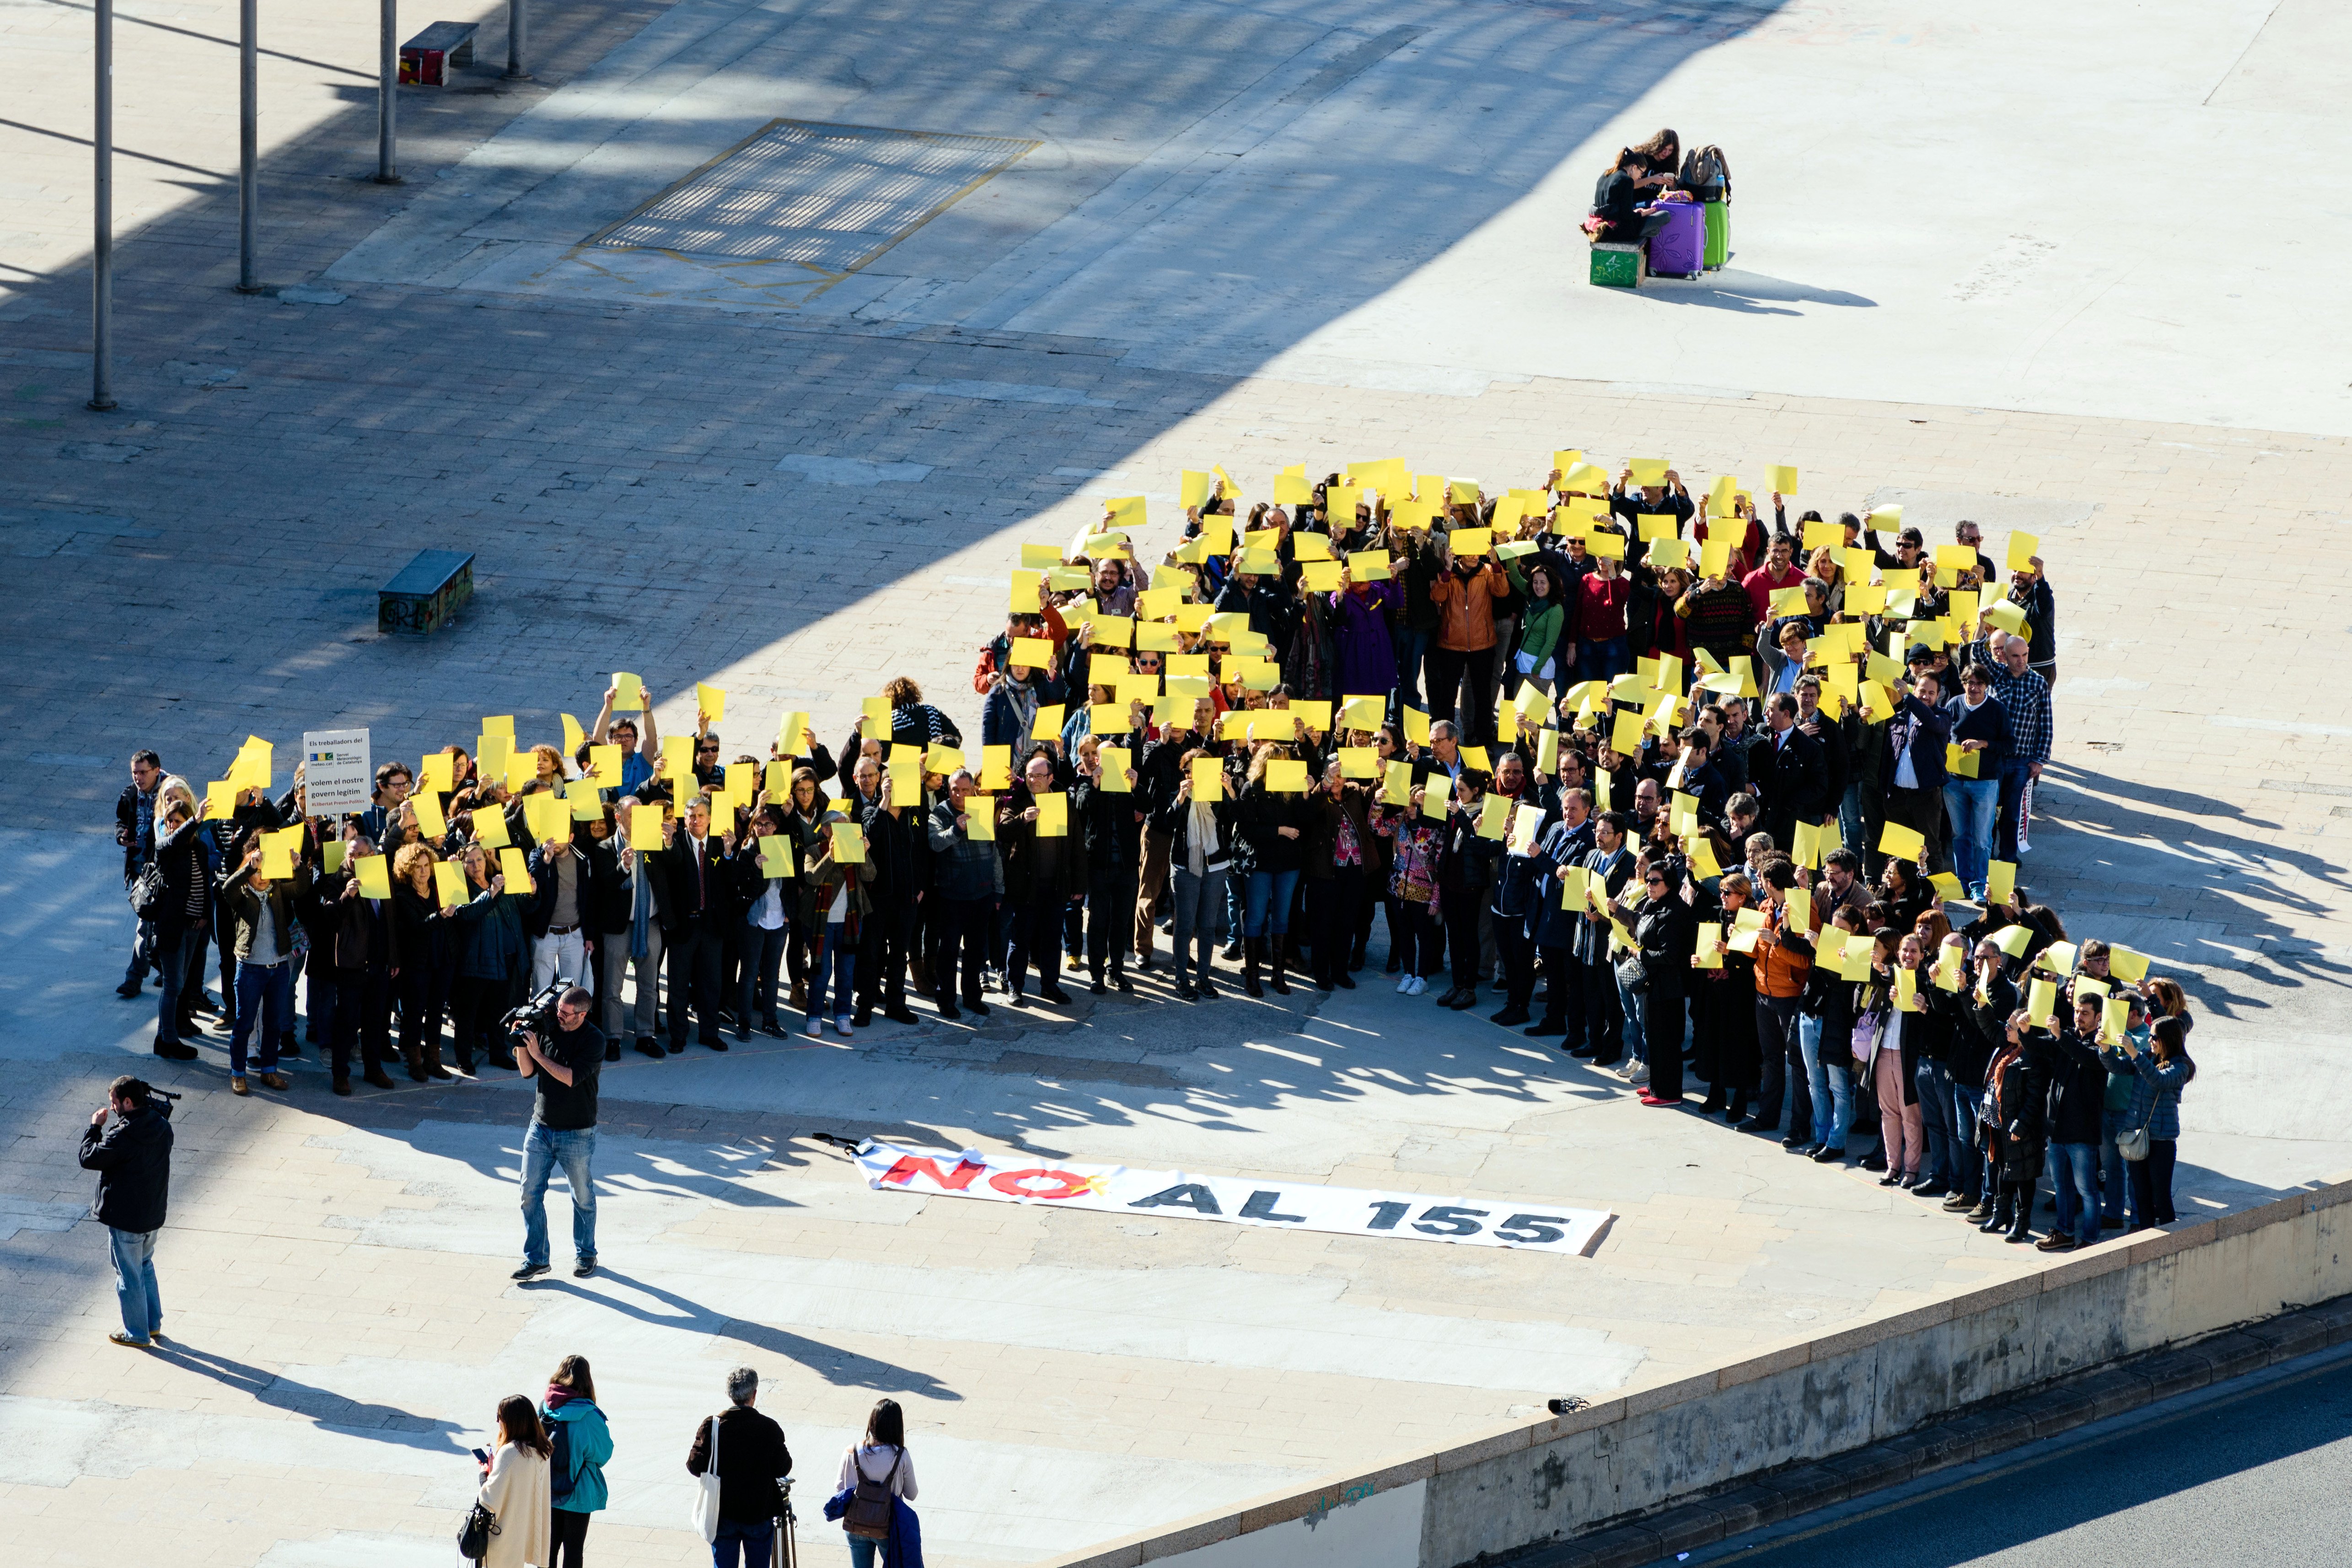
{"left": 2117, "top": 1119, "right": 2152, "bottom": 1162}
{"left": 691, "top": 1412, "right": 725, "bottom": 1542}
{"left": 457, "top": 1502, "right": 499, "bottom": 1563}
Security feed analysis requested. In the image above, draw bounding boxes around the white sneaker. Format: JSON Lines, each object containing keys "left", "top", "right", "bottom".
{"left": 834, "top": 1016, "right": 854, "bottom": 1036}
{"left": 1406, "top": 975, "right": 1428, "bottom": 996}
{"left": 1627, "top": 1060, "right": 1651, "bottom": 1086}
{"left": 805, "top": 1019, "right": 824, "bottom": 1039}
{"left": 1396, "top": 973, "right": 1415, "bottom": 994}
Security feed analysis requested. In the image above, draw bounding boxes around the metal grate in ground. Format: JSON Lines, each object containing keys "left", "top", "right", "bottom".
{"left": 592, "top": 120, "right": 1038, "bottom": 271}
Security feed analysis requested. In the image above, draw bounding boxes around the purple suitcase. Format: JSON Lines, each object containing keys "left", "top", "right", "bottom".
{"left": 1646, "top": 201, "right": 1705, "bottom": 276}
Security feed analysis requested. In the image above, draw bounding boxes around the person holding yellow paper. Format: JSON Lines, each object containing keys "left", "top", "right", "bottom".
{"left": 326, "top": 837, "right": 403, "bottom": 1094}
{"left": 217, "top": 831, "right": 311, "bottom": 1094}
{"left": 588, "top": 681, "right": 666, "bottom": 800}
{"left": 1940, "top": 662, "right": 2007, "bottom": 898}
{"left": 1427, "top": 545, "right": 1510, "bottom": 746}
{"left": 793, "top": 787, "right": 875, "bottom": 1038}
{"left": 925, "top": 771, "right": 1003, "bottom": 1020}
{"left": 2103, "top": 1012, "right": 2191, "bottom": 1230}
{"left": 1149, "top": 746, "right": 1239, "bottom": 1000}
{"left": 1070, "top": 739, "right": 1144, "bottom": 995}
{"left": 1876, "top": 668, "right": 1952, "bottom": 881}
{"left": 1231, "top": 743, "right": 1315, "bottom": 997}
{"left": 2039, "top": 992, "right": 2114, "bottom": 1252}
{"left": 998, "top": 752, "right": 1081, "bottom": 1007}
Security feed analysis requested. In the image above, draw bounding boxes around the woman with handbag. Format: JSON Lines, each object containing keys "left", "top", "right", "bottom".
{"left": 469, "top": 1393, "right": 552, "bottom": 1568}
{"left": 836, "top": 1398, "right": 919, "bottom": 1567}
{"left": 541, "top": 1355, "right": 612, "bottom": 1568}
{"left": 2105, "top": 1015, "right": 2194, "bottom": 1228}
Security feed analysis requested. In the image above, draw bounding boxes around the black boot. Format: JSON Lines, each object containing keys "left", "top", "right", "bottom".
{"left": 1268, "top": 942, "right": 1291, "bottom": 996}
{"left": 1243, "top": 938, "right": 1265, "bottom": 999}
{"left": 2004, "top": 1190, "right": 2034, "bottom": 1243}
{"left": 1979, "top": 1192, "right": 2012, "bottom": 1234}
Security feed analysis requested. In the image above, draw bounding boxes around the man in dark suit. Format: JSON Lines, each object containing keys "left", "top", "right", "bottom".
{"left": 658, "top": 794, "right": 729, "bottom": 1053}
{"left": 1880, "top": 669, "right": 1953, "bottom": 872}
{"left": 1753, "top": 692, "right": 1827, "bottom": 850}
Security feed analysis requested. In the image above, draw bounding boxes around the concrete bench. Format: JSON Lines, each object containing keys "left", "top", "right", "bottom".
{"left": 379, "top": 548, "right": 474, "bottom": 634}
{"left": 398, "top": 21, "right": 478, "bottom": 86}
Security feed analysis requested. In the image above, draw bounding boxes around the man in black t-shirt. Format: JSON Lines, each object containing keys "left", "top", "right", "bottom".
{"left": 513, "top": 986, "right": 606, "bottom": 1281}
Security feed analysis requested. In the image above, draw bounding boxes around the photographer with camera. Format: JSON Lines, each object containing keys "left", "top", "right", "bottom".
{"left": 510, "top": 984, "right": 604, "bottom": 1282}
{"left": 79, "top": 1074, "right": 175, "bottom": 1348}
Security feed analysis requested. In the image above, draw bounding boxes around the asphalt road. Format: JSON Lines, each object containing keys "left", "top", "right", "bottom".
{"left": 1650, "top": 1350, "right": 2352, "bottom": 1568}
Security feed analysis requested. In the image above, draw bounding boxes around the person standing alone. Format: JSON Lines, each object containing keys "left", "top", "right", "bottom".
{"left": 79, "top": 1074, "right": 173, "bottom": 1348}
{"left": 513, "top": 986, "right": 604, "bottom": 1282}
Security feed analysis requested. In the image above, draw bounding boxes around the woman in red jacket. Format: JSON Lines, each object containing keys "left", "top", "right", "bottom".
{"left": 1576, "top": 556, "right": 1632, "bottom": 682}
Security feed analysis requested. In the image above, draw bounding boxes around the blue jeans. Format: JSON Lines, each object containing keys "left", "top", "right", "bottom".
{"left": 1242, "top": 869, "right": 1300, "bottom": 938}
{"left": 1170, "top": 867, "right": 1227, "bottom": 987}
{"left": 230, "top": 958, "right": 291, "bottom": 1075}
{"left": 2100, "top": 1106, "right": 2130, "bottom": 1225}
{"left": 108, "top": 1226, "right": 162, "bottom": 1342}
{"left": 1942, "top": 776, "right": 2001, "bottom": 890}
{"left": 1913, "top": 1057, "right": 1956, "bottom": 1189}
{"left": 1616, "top": 972, "right": 1649, "bottom": 1061}
{"left": 2052, "top": 1141, "right": 2101, "bottom": 1245}
{"left": 124, "top": 909, "right": 155, "bottom": 987}
{"left": 848, "top": 1537, "right": 889, "bottom": 1568}
{"left": 1799, "top": 1014, "right": 1851, "bottom": 1152}
{"left": 1580, "top": 636, "right": 1630, "bottom": 685}
{"left": 521, "top": 1122, "right": 597, "bottom": 1267}
{"left": 1951, "top": 1083, "right": 1986, "bottom": 1203}
{"left": 712, "top": 1516, "right": 774, "bottom": 1568}
{"left": 809, "top": 921, "right": 856, "bottom": 1022}
{"left": 740, "top": 918, "right": 789, "bottom": 1027}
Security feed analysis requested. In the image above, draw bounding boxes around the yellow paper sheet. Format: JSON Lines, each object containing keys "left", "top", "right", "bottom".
{"left": 1985, "top": 859, "right": 2017, "bottom": 906}
{"left": 612, "top": 672, "right": 645, "bottom": 711}
{"left": 431, "top": 860, "right": 468, "bottom": 910}
{"left": 411, "top": 790, "right": 447, "bottom": 839}
{"left": 496, "top": 846, "right": 531, "bottom": 891}
{"left": 2027, "top": 977, "right": 2057, "bottom": 1025}
{"left": 355, "top": 854, "right": 392, "bottom": 898}
{"left": 890, "top": 765, "right": 923, "bottom": 807}
{"left": 471, "top": 805, "right": 510, "bottom": 848}
{"left": 1879, "top": 821, "right": 1925, "bottom": 862}
{"left": 628, "top": 803, "right": 665, "bottom": 847}
{"left": 1991, "top": 923, "right": 2035, "bottom": 958}
{"left": 1267, "top": 758, "right": 1309, "bottom": 793}
{"left": 1766, "top": 465, "right": 1798, "bottom": 495}
{"left": 1031, "top": 704, "right": 1064, "bottom": 744}
{"left": 831, "top": 821, "right": 867, "bottom": 863}
{"left": 1034, "top": 794, "right": 1067, "bottom": 838}
{"left": 696, "top": 682, "right": 727, "bottom": 723}
{"left": 1099, "top": 747, "right": 1133, "bottom": 791}
{"left": 2006, "top": 531, "right": 2040, "bottom": 572}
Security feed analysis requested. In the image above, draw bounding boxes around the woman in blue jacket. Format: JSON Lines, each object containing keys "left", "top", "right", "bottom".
{"left": 540, "top": 1353, "right": 613, "bottom": 1568}
{"left": 2103, "top": 1015, "right": 2194, "bottom": 1228}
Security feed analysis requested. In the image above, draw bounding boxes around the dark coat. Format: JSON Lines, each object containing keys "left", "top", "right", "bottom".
{"left": 1751, "top": 724, "right": 1828, "bottom": 839}
{"left": 1880, "top": 693, "right": 1952, "bottom": 795}
{"left": 1232, "top": 780, "right": 1312, "bottom": 876}
{"left": 451, "top": 885, "right": 530, "bottom": 981}
{"left": 686, "top": 1406, "right": 794, "bottom": 1526}
{"left": 80, "top": 1101, "right": 173, "bottom": 1234}
{"left": 657, "top": 832, "right": 729, "bottom": 932}
{"left": 997, "top": 785, "right": 1086, "bottom": 904}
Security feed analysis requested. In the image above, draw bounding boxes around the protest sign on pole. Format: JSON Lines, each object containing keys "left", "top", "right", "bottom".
{"left": 302, "top": 728, "right": 373, "bottom": 816}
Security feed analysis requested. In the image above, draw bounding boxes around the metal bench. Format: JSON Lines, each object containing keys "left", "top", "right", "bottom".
{"left": 399, "top": 21, "right": 478, "bottom": 86}
{"left": 380, "top": 549, "right": 475, "bottom": 634}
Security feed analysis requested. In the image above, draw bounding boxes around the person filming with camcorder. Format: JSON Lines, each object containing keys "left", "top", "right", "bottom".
{"left": 507, "top": 983, "right": 605, "bottom": 1283}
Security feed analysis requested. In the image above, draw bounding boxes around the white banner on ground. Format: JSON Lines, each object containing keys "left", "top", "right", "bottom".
{"left": 852, "top": 1141, "right": 1613, "bottom": 1255}
{"left": 301, "top": 728, "right": 373, "bottom": 816}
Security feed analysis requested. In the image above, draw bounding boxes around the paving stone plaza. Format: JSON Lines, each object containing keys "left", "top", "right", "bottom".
{"left": 5, "top": 1, "right": 2352, "bottom": 1564}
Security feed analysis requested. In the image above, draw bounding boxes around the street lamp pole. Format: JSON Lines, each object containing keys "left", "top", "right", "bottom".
{"left": 89, "top": 0, "right": 116, "bottom": 410}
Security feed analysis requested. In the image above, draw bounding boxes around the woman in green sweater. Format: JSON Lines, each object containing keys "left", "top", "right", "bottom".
{"left": 1505, "top": 559, "right": 1569, "bottom": 694}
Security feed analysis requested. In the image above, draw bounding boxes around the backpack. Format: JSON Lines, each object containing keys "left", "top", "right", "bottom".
{"left": 548, "top": 1412, "right": 579, "bottom": 1505}
{"left": 1678, "top": 144, "right": 1730, "bottom": 203}
{"left": 844, "top": 1449, "right": 902, "bottom": 1541}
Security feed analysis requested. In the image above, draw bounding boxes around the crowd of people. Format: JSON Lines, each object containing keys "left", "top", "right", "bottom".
{"left": 109, "top": 450, "right": 2193, "bottom": 1246}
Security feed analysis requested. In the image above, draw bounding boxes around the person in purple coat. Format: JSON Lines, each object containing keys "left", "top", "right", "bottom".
{"left": 1330, "top": 578, "right": 1399, "bottom": 707}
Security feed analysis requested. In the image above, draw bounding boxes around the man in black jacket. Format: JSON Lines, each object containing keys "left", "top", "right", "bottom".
{"left": 1880, "top": 671, "right": 1953, "bottom": 872}
{"left": 115, "top": 751, "right": 165, "bottom": 998}
{"left": 79, "top": 1075, "right": 173, "bottom": 1348}
{"left": 1752, "top": 693, "right": 1827, "bottom": 850}
{"left": 852, "top": 755, "right": 923, "bottom": 1027}
{"left": 658, "top": 795, "right": 729, "bottom": 1053}
{"left": 686, "top": 1366, "right": 794, "bottom": 1565}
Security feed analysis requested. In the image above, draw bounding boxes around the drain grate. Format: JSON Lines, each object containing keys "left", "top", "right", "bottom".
{"left": 592, "top": 120, "right": 1038, "bottom": 272}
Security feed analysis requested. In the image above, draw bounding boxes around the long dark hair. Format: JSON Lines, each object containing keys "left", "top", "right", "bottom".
{"left": 551, "top": 1354, "right": 596, "bottom": 1406}
{"left": 497, "top": 1394, "right": 552, "bottom": 1458}
{"left": 865, "top": 1397, "right": 906, "bottom": 1449}
{"left": 2150, "top": 1015, "right": 2197, "bottom": 1082}
{"left": 1630, "top": 128, "right": 1680, "bottom": 167}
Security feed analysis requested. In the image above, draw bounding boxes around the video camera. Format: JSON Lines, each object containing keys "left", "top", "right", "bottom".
{"left": 501, "top": 981, "right": 569, "bottom": 1043}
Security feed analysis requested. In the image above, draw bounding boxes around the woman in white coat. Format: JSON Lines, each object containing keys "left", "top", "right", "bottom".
{"left": 475, "top": 1393, "right": 553, "bottom": 1568}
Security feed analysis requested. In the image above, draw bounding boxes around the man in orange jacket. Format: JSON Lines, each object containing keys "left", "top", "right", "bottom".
{"left": 1428, "top": 548, "right": 1510, "bottom": 745}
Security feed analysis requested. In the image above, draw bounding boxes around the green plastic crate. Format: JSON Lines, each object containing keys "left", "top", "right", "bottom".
{"left": 1589, "top": 243, "right": 1644, "bottom": 289}
{"left": 1704, "top": 201, "right": 1729, "bottom": 270}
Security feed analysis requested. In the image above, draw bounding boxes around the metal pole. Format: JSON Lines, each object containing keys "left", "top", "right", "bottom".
{"left": 503, "top": 0, "right": 530, "bottom": 80}
{"left": 236, "top": 0, "right": 261, "bottom": 291}
{"left": 375, "top": 0, "right": 400, "bottom": 183}
{"left": 89, "top": 0, "right": 115, "bottom": 411}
